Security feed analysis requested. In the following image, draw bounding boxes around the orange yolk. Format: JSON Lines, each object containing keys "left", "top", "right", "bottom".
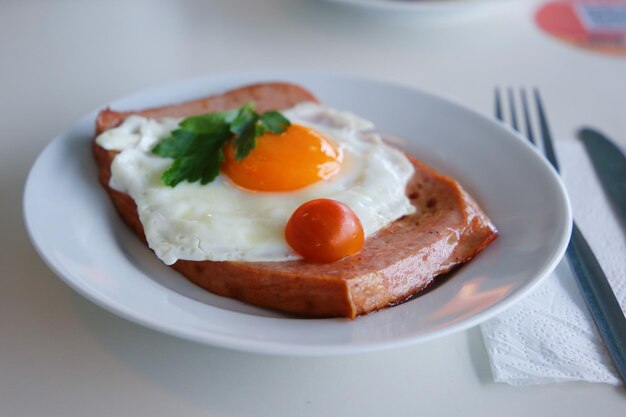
{"left": 221, "top": 124, "right": 342, "bottom": 192}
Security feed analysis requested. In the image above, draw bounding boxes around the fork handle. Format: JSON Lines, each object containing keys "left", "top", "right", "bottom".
{"left": 567, "top": 222, "right": 626, "bottom": 383}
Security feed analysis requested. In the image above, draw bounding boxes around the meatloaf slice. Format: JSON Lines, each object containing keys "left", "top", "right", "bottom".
{"left": 93, "top": 82, "right": 498, "bottom": 318}
{"left": 95, "top": 82, "right": 319, "bottom": 135}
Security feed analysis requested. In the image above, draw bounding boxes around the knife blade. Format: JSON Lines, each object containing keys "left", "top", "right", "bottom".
{"left": 578, "top": 127, "right": 626, "bottom": 229}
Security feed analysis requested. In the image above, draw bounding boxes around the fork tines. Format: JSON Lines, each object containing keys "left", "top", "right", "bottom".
{"left": 495, "top": 87, "right": 561, "bottom": 172}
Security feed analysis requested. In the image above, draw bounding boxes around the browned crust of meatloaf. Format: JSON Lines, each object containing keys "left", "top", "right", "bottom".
{"left": 95, "top": 82, "right": 319, "bottom": 135}
{"left": 93, "top": 82, "right": 498, "bottom": 319}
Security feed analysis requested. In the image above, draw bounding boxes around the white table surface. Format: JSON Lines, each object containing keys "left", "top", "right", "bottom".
{"left": 2, "top": 0, "right": 625, "bottom": 415}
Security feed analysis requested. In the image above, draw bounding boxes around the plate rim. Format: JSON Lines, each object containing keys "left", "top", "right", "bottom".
{"left": 23, "top": 70, "right": 573, "bottom": 356}
{"left": 317, "top": 0, "right": 506, "bottom": 13}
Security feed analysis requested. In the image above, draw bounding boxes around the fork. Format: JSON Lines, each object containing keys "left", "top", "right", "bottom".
{"left": 495, "top": 87, "right": 626, "bottom": 384}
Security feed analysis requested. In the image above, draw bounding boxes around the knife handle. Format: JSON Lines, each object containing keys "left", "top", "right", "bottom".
{"left": 567, "top": 222, "right": 626, "bottom": 382}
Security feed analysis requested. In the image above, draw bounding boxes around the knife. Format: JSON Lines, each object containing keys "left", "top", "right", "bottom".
{"left": 578, "top": 128, "right": 626, "bottom": 230}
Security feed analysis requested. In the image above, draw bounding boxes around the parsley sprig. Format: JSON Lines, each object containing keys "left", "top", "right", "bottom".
{"left": 152, "top": 103, "right": 290, "bottom": 187}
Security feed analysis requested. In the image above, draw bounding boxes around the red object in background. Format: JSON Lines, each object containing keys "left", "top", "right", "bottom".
{"left": 535, "top": 0, "right": 626, "bottom": 56}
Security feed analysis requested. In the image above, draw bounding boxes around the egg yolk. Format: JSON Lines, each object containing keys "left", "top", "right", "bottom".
{"left": 222, "top": 124, "right": 342, "bottom": 192}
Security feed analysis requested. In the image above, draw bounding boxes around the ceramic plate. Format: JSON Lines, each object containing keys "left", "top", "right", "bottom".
{"left": 24, "top": 71, "right": 571, "bottom": 355}
{"left": 318, "top": 0, "right": 505, "bottom": 13}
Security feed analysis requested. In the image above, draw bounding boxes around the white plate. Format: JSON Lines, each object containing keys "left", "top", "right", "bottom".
{"left": 318, "top": 0, "right": 505, "bottom": 13}
{"left": 24, "top": 71, "right": 571, "bottom": 356}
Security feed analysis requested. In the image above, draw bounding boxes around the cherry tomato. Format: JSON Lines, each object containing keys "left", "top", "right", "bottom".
{"left": 285, "top": 199, "right": 364, "bottom": 263}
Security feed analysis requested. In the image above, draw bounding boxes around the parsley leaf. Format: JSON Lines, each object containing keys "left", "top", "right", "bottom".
{"left": 152, "top": 103, "right": 291, "bottom": 187}
{"left": 260, "top": 111, "right": 290, "bottom": 133}
{"left": 179, "top": 110, "right": 235, "bottom": 134}
{"left": 160, "top": 133, "right": 228, "bottom": 186}
{"left": 230, "top": 103, "right": 260, "bottom": 161}
{"left": 152, "top": 129, "right": 197, "bottom": 158}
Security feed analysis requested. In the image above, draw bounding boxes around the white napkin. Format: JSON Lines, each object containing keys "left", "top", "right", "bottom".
{"left": 480, "top": 138, "right": 626, "bottom": 386}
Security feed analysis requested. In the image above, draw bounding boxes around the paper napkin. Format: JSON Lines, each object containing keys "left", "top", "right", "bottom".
{"left": 480, "top": 138, "right": 626, "bottom": 386}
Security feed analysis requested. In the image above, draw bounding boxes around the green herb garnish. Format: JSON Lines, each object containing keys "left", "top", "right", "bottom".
{"left": 152, "top": 103, "right": 290, "bottom": 187}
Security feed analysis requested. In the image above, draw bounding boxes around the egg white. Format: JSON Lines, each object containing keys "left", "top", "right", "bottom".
{"left": 96, "top": 103, "right": 416, "bottom": 264}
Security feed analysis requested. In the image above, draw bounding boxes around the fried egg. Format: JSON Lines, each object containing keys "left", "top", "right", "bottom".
{"left": 96, "top": 102, "right": 416, "bottom": 264}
